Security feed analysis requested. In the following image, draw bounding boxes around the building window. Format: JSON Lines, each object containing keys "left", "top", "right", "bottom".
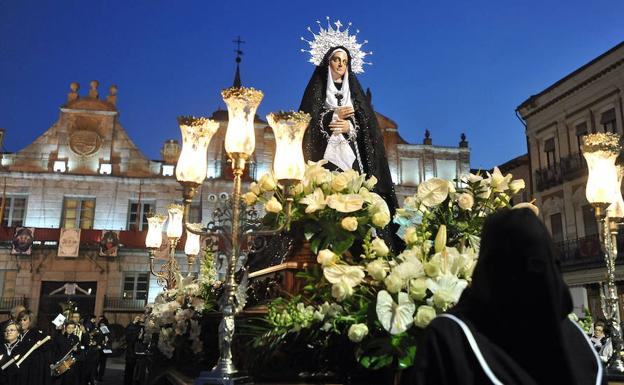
{"left": 550, "top": 213, "right": 564, "bottom": 243}
{"left": 127, "top": 201, "right": 154, "bottom": 231}
{"left": 544, "top": 138, "right": 556, "bottom": 168}
{"left": 400, "top": 158, "right": 421, "bottom": 186}
{"left": 575, "top": 122, "right": 588, "bottom": 155}
{"left": 436, "top": 159, "right": 457, "bottom": 182}
{"left": 62, "top": 198, "right": 95, "bottom": 229}
{"left": 2, "top": 196, "right": 26, "bottom": 227}
{"left": 601, "top": 109, "right": 617, "bottom": 133}
{"left": 123, "top": 272, "right": 149, "bottom": 300}
{"left": 582, "top": 204, "right": 599, "bottom": 237}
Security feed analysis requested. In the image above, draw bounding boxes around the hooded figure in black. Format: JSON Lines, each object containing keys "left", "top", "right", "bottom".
{"left": 299, "top": 46, "right": 401, "bottom": 252}
{"left": 407, "top": 208, "right": 604, "bottom": 385}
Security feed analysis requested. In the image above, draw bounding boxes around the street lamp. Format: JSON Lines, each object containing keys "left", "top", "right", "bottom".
{"left": 174, "top": 86, "right": 309, "bottom": 385}
{"left": 582, "top": 131, "right": 624, "bottom": 373}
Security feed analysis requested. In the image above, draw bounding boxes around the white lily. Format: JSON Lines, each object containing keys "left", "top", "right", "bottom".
{"left": 376, "top": 290, "right": 416, "bottom": 335}
{"left": 323, "top": 263, "right": 365, "bottom": 288}
{"left": 300, "top": 188, "right": 327, "bottom": 214}
{"left": 426, "top": 274, "right": 468, "bottom": 310}
{"left": 327, "top": 194, "right": 365, "bottom": 213}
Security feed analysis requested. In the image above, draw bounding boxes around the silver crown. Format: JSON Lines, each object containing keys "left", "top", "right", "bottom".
{"left": 301, "top": 17, "right": 372, "bottom": 74}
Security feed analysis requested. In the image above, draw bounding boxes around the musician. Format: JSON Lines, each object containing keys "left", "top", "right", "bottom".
{"left": 17, "top": 310, "right": 53, "bottom": 385}
{"left": 94, "top": 316, "right": 110, "bottom": 382}
{"left": 52, "top": 322, "right": 81, "bottom": 385}
{"left": 0, "top": 321, "right": 25, "bottom": 385}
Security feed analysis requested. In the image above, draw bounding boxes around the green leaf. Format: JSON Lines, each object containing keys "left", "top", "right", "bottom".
{"left": 398, "top": 345, "right": 417, "bottom": 369}
{"left": 310, "top": 237, "right": 321, "bottom": 254}
{"left": 332, "top": 236, "right": 354, "bottom": 255}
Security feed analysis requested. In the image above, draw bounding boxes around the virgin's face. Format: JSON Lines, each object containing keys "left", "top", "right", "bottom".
{"left": 4, "top": 324, "right": 18, "bottom": 343}
{"left": 329, "top": 51, "right": 348, "bottom": 81}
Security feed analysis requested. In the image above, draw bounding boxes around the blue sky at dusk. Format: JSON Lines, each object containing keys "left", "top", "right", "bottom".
{"left": 1, "top": 0, "right": 623, "bottom": 170}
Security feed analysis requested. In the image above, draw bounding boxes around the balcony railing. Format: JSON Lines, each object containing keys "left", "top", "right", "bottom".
{"left": 534, "top": 154, "right": 587, "bottom": 192}
{"left": 0, "top": 296, "right": 28, "bottom": 312}
{"left": 103, "top": 296, "right": 147, "bottom": 311}
{"left": 555, "top": 234, "right": 624, "bottom": 271}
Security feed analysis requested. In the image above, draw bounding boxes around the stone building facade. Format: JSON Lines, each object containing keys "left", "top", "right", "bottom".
{"left": 0, "top": 78, "right": 470, "bottom": 328}
{"left": 517, "top": 41, "right": 624, "bottom": 317}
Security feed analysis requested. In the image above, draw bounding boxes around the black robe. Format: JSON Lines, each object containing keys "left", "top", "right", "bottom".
{"left": 18, "top": 328, "right": 53, "bottom": 385}
{"left": 0, "top": 340, "right": 25, "bottom": 385}
{"left": 51, "top": 333, "right": 80, "bottom": 385}
{"left": 300, "top": 45, "right": 402, "bottom": 253}
{"left": 405, "top": 208, "right": 605, "bottom": 385}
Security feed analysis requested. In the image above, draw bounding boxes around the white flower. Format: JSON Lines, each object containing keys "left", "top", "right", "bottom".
{"left": 300, "top": 188, "right": 327, "bottom": 214}
{"left": 393, "top": 258, "right": 425, "bottom": 281}
{"left": 417, "top": 178, "right": 450, "bottom": 207}
{"left": 331, "top": 281, "right": 354, "bottom": 301}
{"left": 249, "top": 182, "right": 261, "bottom": 195}
{"left": 331, "top": 173, "right": 349, "bottom": 192}
{"left": 264, "top": 196, "right": 282, "bottom": 213}
{"left": 488, "top": 167, "right": 512, "bottom": 193}
{"left": 317, "top": 249, "right": 338, "bottom": 267}
{"left": 243, "top": 192, "right": 257, "bottom": 206}
{"left": 408, "top": 278, "right": 428, "bottom": 301}
{"left": 404, "top": 227, "right": 419, "bottom": 244}
{"left": 327, "top": 194, "right": 364, "bottom": 213}
{"left": 434, "top": 225, "right": 447, "bottom": 253}
{"left": 376, "top": 291, "right": 416, "bottom": 335}
{"left": 413, "top": 305, "right": 437, "bottom": 328}
{"left": 372, "top": 211, "right": 391, "bottom": 228}
{"left": 465, "top": 173, "right": 483, "bottom": 183}
{"left": 426, "top": 274, "right": 468, "bottom": 311}
{"left": 366, "top": 259, "right": 388, "bottom": 281}
{"left": 456, "top": 192, "right": 474, "bottom": 210}
{"left": 509, "top": 179, "right": 525, "bottom": 194}
{"left": 347, "top": 323, "right": 369, "bottom": 342}
{"left": 259, "top": 173, "right": 277, "bottom": 192}
{"left": 323, "top": 264, "right": 365, "bottom": 288}
{"left": 305, "top": 160, "right": 332, "bottom": 186}
{"left": 341, "top": 216, "right": 359, "bottom": 231}
{"left": 384, "top": 272, "right": 404, "bottom": 293}
{"left": 364, "top": 175, "right": 378, "bottom": 190}
{"left": 512, "top": 202, "right": 539, "bottom": 216}
{"left": 371, "top": 238, "right": 389, "bottom": 257}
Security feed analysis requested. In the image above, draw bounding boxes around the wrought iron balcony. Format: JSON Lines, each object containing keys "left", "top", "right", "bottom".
{"left": 560, "top": 153, "right": 586, "bottom": 181}
{"left": 555, "top": 234, "right": 624, "bottom": 272}
{"left": 103, "top": 296, "right": 146, "bottom": 311}
{"left": 535, "top": 163, "right": 562, "bottom": 191}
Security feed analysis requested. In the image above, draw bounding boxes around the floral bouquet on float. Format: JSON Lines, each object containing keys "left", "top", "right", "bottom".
{"left": 243, "top": 162, "right": 528, "bottom": 376}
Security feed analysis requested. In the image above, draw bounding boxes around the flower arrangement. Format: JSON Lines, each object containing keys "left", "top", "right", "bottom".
{"left": 144, "top": 253, "right": 221, "bottom": 359}
{"left": 244, "top": 159, "right": 390, "bottom": 255}
{"left": 246, "top": 164, "right": 529, "bottom": 372}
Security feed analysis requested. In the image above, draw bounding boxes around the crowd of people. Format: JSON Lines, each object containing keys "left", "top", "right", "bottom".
{"left": 0, "top": 306, "right": 111, "bottom": 385}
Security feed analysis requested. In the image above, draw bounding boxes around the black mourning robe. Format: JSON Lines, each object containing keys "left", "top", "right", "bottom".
{"left": 18, "top": 328, "right": 53, "bottom": 385}
{"left": 406, "top": 209, "right": 605, "bottom": 385}
{"left": 300, "top": 45, "right": 402, "bottom": 253}
{"left": 0, "top": 340, "right": 26, "bottom": 385}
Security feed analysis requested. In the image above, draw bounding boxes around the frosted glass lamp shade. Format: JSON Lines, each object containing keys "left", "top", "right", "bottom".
{"left": 146, "top": 214, "right": 167, "bottom": 249}
{"left": 581, "top": 133, "right": 622, "bottom": 205}
{"left": 166, "top": 204, "right": 184, "bottom": 239}
{"left": 267, "top": 111, "right": 310, "bottom": 181}
{"left": 184, "top": 231, "right": 201, "bottom": 256}
{"left": 175, "top": 116, "right": 219, "bottom": 185}
{"left": 222, "top": 87, "right": 264, "bottom": 156}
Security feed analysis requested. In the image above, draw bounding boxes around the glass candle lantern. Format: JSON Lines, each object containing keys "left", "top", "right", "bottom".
{"left": 222, "top": 87, "right": 264, "bottom": 156}
{"left": 267, "top": 111, "right": 310, "bottom": 182}
{"left": 175, "top": 116, "right": 219, "bottom": 185}
{"left": 582, "top": 133, "right": 622, "bottom": 205}
{"left": 166, "top": 204, "right": 184, "bottom": 239}
{"left": 146, "top": 214, "right": 167, "bottom": 249}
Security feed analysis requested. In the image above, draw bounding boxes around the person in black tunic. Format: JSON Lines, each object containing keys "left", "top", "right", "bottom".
{"left": 52, "top": 322, "right": 81, "bottom": 385}
{"left": 17, "top": 310, "right": 53, "bottom": 385}
{"left": 406, "top": 208, "right": 605, "bottom": 385}
{"left": 0, "top": 321, "right": 25, "bottom": 385}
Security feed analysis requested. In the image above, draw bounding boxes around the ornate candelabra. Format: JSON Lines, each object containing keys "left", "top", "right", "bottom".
{"left": 173, "top": 88, "right": 310, "bottom": 385}
{"left": 582, "top": 132, "right": 624, "bottom": 373}
{"left": 145, "top": 204, "right": 203, "bottom": 290}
